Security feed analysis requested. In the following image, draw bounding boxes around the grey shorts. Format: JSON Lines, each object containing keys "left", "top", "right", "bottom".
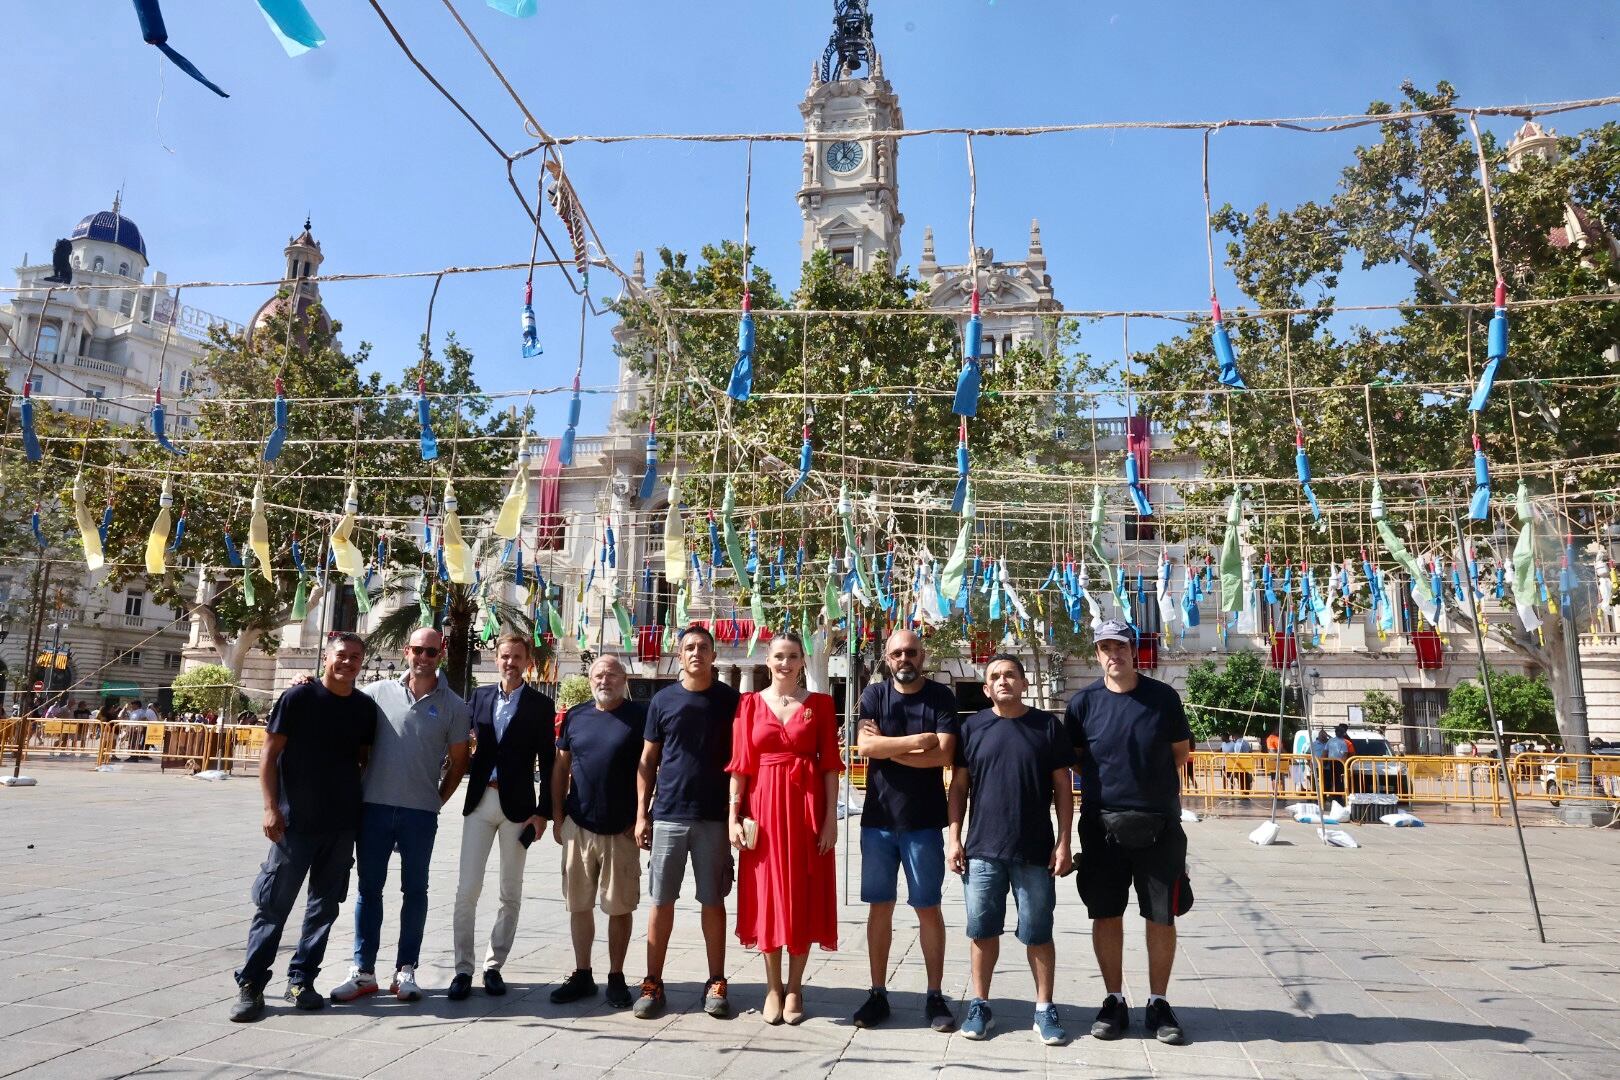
{"left": 648, "top": 819, "right": 733, "bottom": 907}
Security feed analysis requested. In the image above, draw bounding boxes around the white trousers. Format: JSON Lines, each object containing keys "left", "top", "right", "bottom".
{"left": 452, "top": 787, "right": 529, "bottom": 975}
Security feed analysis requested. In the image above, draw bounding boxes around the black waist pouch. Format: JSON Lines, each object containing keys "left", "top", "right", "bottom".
{"left": 1100, "top": 809, "right": 1169, "bottom": 850}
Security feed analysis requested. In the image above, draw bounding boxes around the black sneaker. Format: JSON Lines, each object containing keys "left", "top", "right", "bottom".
{"left": 447, "top": 973, "right": 473, "bottom": 1001}
{"left": 549, "top": 968, "right": 598, "bottom": 1004}
{"left": 852, "top": 987, "right": 890, "bottom": 1028}
{"left": 605, "top": 972, "right": 632, "bottom": 1009}
{"left": 482, "top": 969, "right": 507, "bottom": 996}
{"left": 1091, "top": 996, "right": 1129, "bottom": 1040}
{"left": 228, "top": 984, "right": 264, "bottom": 1023}
{"left": 1144, "top": 999, "right": 1185, "bottom": 1045}
{"left": 924, "top": 992, "right": 956, "bottom": 1032}
{"left": 284, "top": 982, "right": 324, "bottom": 1012}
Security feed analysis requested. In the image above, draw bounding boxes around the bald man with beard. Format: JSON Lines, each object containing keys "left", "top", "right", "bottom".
{"left": 852, "top": 629, "right": 962, "bottom": 1032}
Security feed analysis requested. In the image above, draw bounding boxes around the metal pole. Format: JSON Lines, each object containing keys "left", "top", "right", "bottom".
{"left": 13, "top": 553, "right": 50, "bottom": 779}
{"left": 1453, "top": 513, "right": 1546, "bottom": 943}
{"left": 841, "top": 627, "right": 855, "bottom": 906}
{"left": 1266, "top": 640, "right": 1290, "bottom": 825}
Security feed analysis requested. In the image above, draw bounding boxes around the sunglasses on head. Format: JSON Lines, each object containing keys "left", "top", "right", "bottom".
{"left": 409, "top": 645, "right": 441, "bottom": 657}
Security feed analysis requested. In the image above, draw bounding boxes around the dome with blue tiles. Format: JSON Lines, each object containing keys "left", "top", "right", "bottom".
{"left": 70, "top": 208, "right": 147, "bottom": 259}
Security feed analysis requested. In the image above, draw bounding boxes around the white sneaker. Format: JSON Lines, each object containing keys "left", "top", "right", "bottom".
{"left": 391, "top": 965, "right": 422, "bottom": 1002}
{"left": 330, "top": 966, "right": 379, "bottom": 1003}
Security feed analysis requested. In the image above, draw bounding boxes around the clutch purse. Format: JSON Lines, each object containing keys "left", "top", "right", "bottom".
{"left": 740, "top": 817, "right": 759, "bottom": 850}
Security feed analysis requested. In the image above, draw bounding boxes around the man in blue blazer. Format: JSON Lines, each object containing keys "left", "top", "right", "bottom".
{"left": 448, "top": 632, "right": 556, "bottom": 999}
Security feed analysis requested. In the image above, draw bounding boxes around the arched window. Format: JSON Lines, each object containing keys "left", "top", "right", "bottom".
{"left": 92, "top": 255, "right": 104, "bottom": 272}
{"left": 118, "top": 262, "right": 129, "bottom": 277}
{"left": 36, "top": 323, "right": 60, "bottom": 361}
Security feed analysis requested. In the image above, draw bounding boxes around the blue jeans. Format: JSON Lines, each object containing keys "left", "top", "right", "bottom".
{"left": 964, "top": 856, "right": 1057, "bottom": 946}
{"left": 236, "top": 829, "right": 355, "bottom": 991}
{"left": 860, "top": 828, "right": 945, "bottom": 908}
{"left": 353, "top": 802, "right": 439, "bottom": 972}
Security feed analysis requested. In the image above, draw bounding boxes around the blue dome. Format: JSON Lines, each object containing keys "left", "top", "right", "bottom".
{"left": 70, "top": 210, "right": 146, "bottom": 260}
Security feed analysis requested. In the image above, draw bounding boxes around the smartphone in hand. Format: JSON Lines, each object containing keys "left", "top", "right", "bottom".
{"left": 519, "top": 823, "right": 537, "bottom": 848}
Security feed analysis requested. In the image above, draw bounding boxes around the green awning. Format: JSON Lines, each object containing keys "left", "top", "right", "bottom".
{"left": 99, "top": 680, "right": 140, "bottom": 698}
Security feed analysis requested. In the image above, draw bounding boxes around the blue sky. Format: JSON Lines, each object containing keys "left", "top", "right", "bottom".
{"left": 4, "top": 1, "right": 1618, "bottom": 436}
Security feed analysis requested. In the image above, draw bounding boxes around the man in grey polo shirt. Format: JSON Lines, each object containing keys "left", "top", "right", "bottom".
{"left": 329, "top": 627, "right": 471, "bottom": 1004}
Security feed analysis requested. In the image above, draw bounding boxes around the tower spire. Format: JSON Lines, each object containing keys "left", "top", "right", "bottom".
{"left": 820, "top": 1, "right": 875, "bottom": 82}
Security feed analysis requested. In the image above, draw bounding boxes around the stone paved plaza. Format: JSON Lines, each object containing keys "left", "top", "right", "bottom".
{"left": 2, "top": 764, "right": 1619, "bottom": 1079}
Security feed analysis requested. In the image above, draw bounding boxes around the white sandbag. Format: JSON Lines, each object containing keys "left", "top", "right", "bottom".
{"left": 1284, "top": 802, "right": 1316, "bottom": 816}
{"left": 1380, "top": 811, "right": 1424, "bottom": 827}
{"left": 1317, "top": 828, "right": 1359, "bottom": 848}
{"left": 1323, "top": 800, "right": 1350, "bottom": 824}
{"left": 1180, "top": 809, "right": 1199, "bottom": 823}
{"left": 1248, "top": 820, "right": 1281, "bottom": 846}
{"left": 1293, "top": 807, "right": 1323, "bottom": 823}
{"left": 192, "top": 769, "right": 229, "bottom": 782}
{"left": 0, "top": 775, "right": 38, "bottom": 786}
{"left": 94, "top": 764, "right": 123, "bottom": 773}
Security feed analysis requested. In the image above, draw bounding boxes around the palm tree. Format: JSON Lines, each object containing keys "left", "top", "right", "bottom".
{"left": 364, "top": 563, "right": 545, "bottom": 699}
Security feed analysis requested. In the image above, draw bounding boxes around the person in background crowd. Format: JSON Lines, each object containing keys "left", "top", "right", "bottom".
{"left": 947, "top": 654, "right": 1075, "bottom": 1046}
{"left": 726, "top": 630, "right": 840, "bottom": 1025}
{"left": 448, "top": 633, "right": 554, "bottom": 1001}
{"left": 1065, "top": 620, "right": 1193, "bottom": 1047}
{"left": 633, "top": 625, "right": 740, "bottom": 1020}
{"left": 330, "top": 628, "right": 470, "bottom": 1005}
{"left": 1325, "top": 723, "right": 1354, "bottom": 799}
{"left": 851, "top": 628, "right": 960, "bottom": 1033}
{"left": 550, "top": 655, "right": 647, "bottom": 1009}
{"left": 230, "top": 633, "right": 378, "bottom": 1022}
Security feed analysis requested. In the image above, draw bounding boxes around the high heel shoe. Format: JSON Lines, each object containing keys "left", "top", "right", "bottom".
{"left": 762, "top": 989, "right": 783, "bottom": 1025}
{"left": 783, "top": 991, "right": 805, "bottom": 1025}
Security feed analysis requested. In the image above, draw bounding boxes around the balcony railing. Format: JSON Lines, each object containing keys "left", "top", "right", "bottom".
{"left": 71, "top": 355, "right": 126, "bottom": 377}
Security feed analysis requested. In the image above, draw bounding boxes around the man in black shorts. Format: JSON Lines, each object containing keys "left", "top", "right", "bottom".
{"left": 1064, "top": 620, "right": 1192, "bottom": 1046}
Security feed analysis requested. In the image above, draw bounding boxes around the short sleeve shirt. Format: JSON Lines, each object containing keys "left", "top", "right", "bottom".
{"left": 266, "top": 682, "right": 379, "bottom": 832}
{"left": 955, "top": 707, "right": 1076, "bottom": 866}
{"left": 361, "top": 676, "right": 471, "bottom": 813}
{"left": 1064, "top": 675, "right": 1192, "bottom": 817}
{"left": 859, "top": 680, "right": 960, "bottom": 832}
{"left": 559, "top": 699, "right": 648, "bottom": 835}
{"left": 645, "top": 680, "right": 740, "bottom": 822}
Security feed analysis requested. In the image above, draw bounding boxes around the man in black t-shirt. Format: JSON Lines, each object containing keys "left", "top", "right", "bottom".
{"left": 1064, "top": 620, "right": 1192, "bottom": 1046}
{"left": 231, "top": 633, "right": 379, "bottom": 1023}
{"left": 633, "top": 625, "right": 740, "bottom": 1020}
{"left": 549, "top": 655, "right": 647, "bottom": 1010}
{"left": 947, "top": 655, "right": 1075, "bottom": 1046}
{"left": 851, "top": 629, "right": 960, "bottom": 1032}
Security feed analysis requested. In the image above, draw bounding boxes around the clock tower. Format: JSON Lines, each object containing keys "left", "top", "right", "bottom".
{"left": 797, "top": 1, "right": 903, "bottom": 273}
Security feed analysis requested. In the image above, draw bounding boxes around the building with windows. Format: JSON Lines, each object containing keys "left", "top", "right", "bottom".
{"left": 0, "top": 204, "right": 289, "bottom": 714}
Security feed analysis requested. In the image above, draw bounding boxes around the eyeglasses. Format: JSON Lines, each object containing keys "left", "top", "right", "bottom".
{"left": 888, "top": 648, "right": 920, "bottom": 658}
{"left": 408, "top": 646, "right": 441, "bottom": 657}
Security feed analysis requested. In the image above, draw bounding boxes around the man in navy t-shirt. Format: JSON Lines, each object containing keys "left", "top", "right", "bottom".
{"left": 1064, "top": 620, "right": 1192, "bottom": 1046}
{"left": 231, "top": 633, "right": 378, "bottom": 1023}
{"left": 851, "top": 629, "right": 960, "bottom": 1032}
{"left": 947, "top": 655, "right": 1075, "bottom": 1046}
{"left": 549, "top": 655, "right": 647, "bottom": 1009}
{"left": 633, "top": 625, "right": 740, "bottom": 1020}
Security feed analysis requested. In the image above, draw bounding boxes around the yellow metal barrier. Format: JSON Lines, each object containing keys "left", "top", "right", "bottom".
{"left": 1508, "top": 752, "right": 1620, "bottom": 806}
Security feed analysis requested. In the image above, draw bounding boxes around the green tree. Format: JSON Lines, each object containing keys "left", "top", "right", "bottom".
{"left": 556, "top": 674, "right": 590, "bottom": 710}
{"left": 613, "top": 242, "right": 1100, "bottom": 651}
{"left": 170, "top": 663, "right": 240, "bottom": 718}
{"left": 1360, "top": 689, "right": 1401, "bottom": 731}
{"left": 97, "top": 298, "right": 526, "bottom": 688}
{"left": 1183, "top": 651, "right": 1284, "bottom": 743}
{"left": 1138, "top": 81, "right": 1620, "bottom": 743}
{"left": 1439, "top": 671, "right": 1558, "bottom": 738}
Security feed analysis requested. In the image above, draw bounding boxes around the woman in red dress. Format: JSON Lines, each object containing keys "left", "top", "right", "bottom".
{"left": 726, "top": 629, "right": 840, "bottom": 1025}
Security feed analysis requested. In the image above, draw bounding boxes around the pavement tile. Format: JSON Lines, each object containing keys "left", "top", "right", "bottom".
{"left": 6, "top": 764, "right": 1620, "bottom": 1079}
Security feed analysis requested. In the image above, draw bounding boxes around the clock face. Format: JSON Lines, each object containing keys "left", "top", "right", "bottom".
{"left": 825, "top": 140, "right": 864, "bottom": 174}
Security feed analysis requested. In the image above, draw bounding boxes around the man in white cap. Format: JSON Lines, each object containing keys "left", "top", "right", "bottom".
{"left": 1064, "top": 620, "right": 1193, "bottom": 1047}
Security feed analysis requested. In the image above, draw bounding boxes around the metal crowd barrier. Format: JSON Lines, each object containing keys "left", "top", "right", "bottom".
{"left": 1, "top": 720, "right": 269, "bottom": 775}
